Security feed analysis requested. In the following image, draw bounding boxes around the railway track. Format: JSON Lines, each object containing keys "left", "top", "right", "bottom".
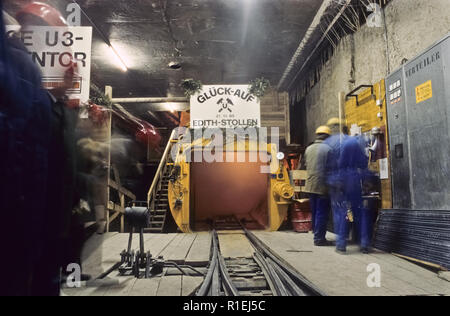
{"left": 196, "top": 223, "right": 327, "bottom": 297}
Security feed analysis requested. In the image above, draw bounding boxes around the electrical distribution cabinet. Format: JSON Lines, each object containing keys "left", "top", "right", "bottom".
{"left": 386, "top": 34, "right": 450, "bottom": 210}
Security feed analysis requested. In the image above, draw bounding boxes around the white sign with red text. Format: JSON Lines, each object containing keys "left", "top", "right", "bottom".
{"left": 6, "top": 26, "right": 92, "bottom": 106}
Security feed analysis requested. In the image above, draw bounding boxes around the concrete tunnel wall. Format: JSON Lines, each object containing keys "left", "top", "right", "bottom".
{"left": 292, "top": 0, "right": 450, "bottom": 145}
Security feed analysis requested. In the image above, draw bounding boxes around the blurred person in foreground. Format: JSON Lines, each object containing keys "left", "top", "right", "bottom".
{"left": 303, "top": 126, "right": 332, "bottom": 246}
{"left": 325, "top": 118, "right": 368, "bottom": 254}
{"left": 349, "top": 128, "right": 378, "bottom": 254}
{"left": 338, "top": 130, "right": 369, "bottom": 253}
{"left": 0, "top": 1, "right": 52, "bottom": 295}
{"left": 77, "top": 136, "right": 109, "bottom": 234}
{"left": 15, "top": 1, "right": 82, "bottom": 295}
{"left": 324, "top": 118, "right": 349, "bottom": 254}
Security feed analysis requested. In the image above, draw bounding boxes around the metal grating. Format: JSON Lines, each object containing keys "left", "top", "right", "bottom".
{"left": 373, "top": 209, "right": 450, "bottom": 270}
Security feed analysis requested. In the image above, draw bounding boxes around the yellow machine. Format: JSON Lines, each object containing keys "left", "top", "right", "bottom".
{"left": 166, "top": 130, "right": 294, "bottom": 233}
{"left": 344, "top": 80, "right": 392, "bottom": 209}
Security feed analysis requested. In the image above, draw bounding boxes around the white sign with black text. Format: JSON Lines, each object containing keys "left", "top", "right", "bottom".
{"left": 379, "top": 158, "right": 389, "bottom": 180}
{"left": 5, "top": 26, "right": 92, "bottom": 106}
{"left": 190, "top": 85, "right": 261, "bottom": 129}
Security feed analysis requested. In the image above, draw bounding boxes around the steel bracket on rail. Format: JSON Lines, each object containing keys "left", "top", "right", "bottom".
{"left": 118, "top": 224, "right": 164, "bottom": 278}
{"left": 117, "top": 206, "right": 204, "bottom": 279}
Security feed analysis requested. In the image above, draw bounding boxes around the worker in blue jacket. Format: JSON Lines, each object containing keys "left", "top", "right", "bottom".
{"left": 339, "top": 133, "right": 370, "bottom": 253}
{"left": 0, "top": 2, "right": 52, "bottom": 295}
{"left": 324, "top": 118, "right": 348, "bottom": 253}
{"left": 325, "top": 117, "right": 371, "bottom": 254}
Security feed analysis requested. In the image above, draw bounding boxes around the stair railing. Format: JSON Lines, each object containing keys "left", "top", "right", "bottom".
{"left": 147, "top": 129, "right": 178, "bottom": 213}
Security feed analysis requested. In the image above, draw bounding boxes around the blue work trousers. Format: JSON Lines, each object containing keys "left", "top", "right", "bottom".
{"left": 329, "top": 188, "right": 349, "bottom": 250}
{"left": 309, "top": 194, "right": 330, "bottom": 242}
{"left": 353, "top": 203, "right": 373, "bottom": 249}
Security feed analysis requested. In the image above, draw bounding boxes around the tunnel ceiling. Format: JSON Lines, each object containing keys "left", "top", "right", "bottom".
{"left": 5, "top": 0, "right": 323, "bottom": 124}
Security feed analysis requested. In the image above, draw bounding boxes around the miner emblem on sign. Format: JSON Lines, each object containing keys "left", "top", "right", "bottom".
{"left": 217, "top": 98, "right": 234, "bottom": 113}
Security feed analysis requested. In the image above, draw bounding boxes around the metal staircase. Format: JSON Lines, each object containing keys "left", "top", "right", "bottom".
{"left": 145, "top": 129, "right": 178, "bottom": 233}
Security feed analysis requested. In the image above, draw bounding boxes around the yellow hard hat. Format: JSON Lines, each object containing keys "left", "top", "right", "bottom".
{"left": 316, "top": 125, "right": 331, "bottom": 135}
{"left": 327, "top": 117, "right": 342, "bottom": 126}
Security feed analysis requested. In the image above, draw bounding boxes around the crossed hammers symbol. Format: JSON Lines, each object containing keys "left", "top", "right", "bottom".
{"left": 217, "top": 98, "right": 234, "bottom": 113}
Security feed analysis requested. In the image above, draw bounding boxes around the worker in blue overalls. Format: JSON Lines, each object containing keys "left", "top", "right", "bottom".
{"left": 325, "top": 117, "right": 371, "bottom": 254}
{"left": 339, "top": 132, "right": 370, "bottom": 254}
{"left": 351, "top": 128, "right": 380, "bottom": 254}
{"left": 324, "top": 118, "right": 349, "bottom": 254}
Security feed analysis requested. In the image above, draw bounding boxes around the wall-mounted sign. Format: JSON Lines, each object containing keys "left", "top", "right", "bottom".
{"left": 6, "top": 26, "right": 92, "bottom": 106}
{"left": 415, "top": 80, "right": 433, "bottom": 104}
{"left": 379, "top": 158, "right": 389, "bottom": 180}
{"left": 190, "top": 85, "right": 261, "bottom": 129}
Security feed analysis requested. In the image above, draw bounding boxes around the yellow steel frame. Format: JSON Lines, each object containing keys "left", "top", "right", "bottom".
{"left": 168, "top": 134, "right": 293, "bottom": 233}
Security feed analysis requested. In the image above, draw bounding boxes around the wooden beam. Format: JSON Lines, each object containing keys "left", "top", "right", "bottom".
{"left": 107, "top": 201, "right": 124, "bottom": 213}
{"left": 111, "top": 97, "right": 188, "bottom": 103}
{"left": 105, "top": 86, "right": 113, "bottom": 233}
{"left": 108, "top": 180, "right": 136, "bottom": 200}
{"left": 392, "top": 253, "right": 447, "bottom": 271}
{"left": 108, "top": 210, "right": 121, "bottom": 223}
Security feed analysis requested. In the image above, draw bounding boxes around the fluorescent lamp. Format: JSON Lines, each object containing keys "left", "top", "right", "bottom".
{"left": 109, "top": 45, "right": 128, "bottom": 72}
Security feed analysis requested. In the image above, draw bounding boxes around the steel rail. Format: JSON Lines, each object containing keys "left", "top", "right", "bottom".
{"left": 243, "top": 227, "right": 327, "bottom": 296}
{"left": 261, "top": 254, "right": 289, "bottom": 296}
{"left": 196, "top": 230, "right": 240, "bottom": 296}
{"left": 196, "top": 231, "right": 219, "bottom": 296}
{"left": 266, "top": 257, "right": 306, "bottom": 296}
{"left": 217, "top": 250, "right": 240, "bottom": 295}
{"left": 252, "top": 252, "right": 279, "bottom": 296}
{"left": 211, "top": 262, "right": 220, "bottom": 296}
{"left": 197, "top": 225, "right": 328, "bottom": 296}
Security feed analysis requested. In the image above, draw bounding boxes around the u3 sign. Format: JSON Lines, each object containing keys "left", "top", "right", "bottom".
{"left": 4, "top": 3, "right": 91, "bottom": 106}
{"left": 6, "top": 25, "right": 93, "bottom": 106}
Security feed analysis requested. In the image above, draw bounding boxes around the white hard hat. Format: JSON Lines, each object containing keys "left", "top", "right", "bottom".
{"left": 371, "top": 127, "right": 381, "bottom": 135}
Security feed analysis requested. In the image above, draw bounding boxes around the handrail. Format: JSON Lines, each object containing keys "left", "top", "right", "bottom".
{"left": 147, "top": 129, "right": 177, "bottom": 210}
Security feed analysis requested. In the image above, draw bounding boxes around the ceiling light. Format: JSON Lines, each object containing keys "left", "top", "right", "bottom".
{"left": 168, "top": 61, "right": 182, "bottom": 70}
{"left": 167, "top": 103, "right": 176, "bottom": 113}
{"left": 109, "top": 45, "right": 128, "bottom": 72}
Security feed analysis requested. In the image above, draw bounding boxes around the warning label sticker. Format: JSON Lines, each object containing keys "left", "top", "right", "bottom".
{"left": 415, "top": 80, "right": 433, "bottom": 103}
